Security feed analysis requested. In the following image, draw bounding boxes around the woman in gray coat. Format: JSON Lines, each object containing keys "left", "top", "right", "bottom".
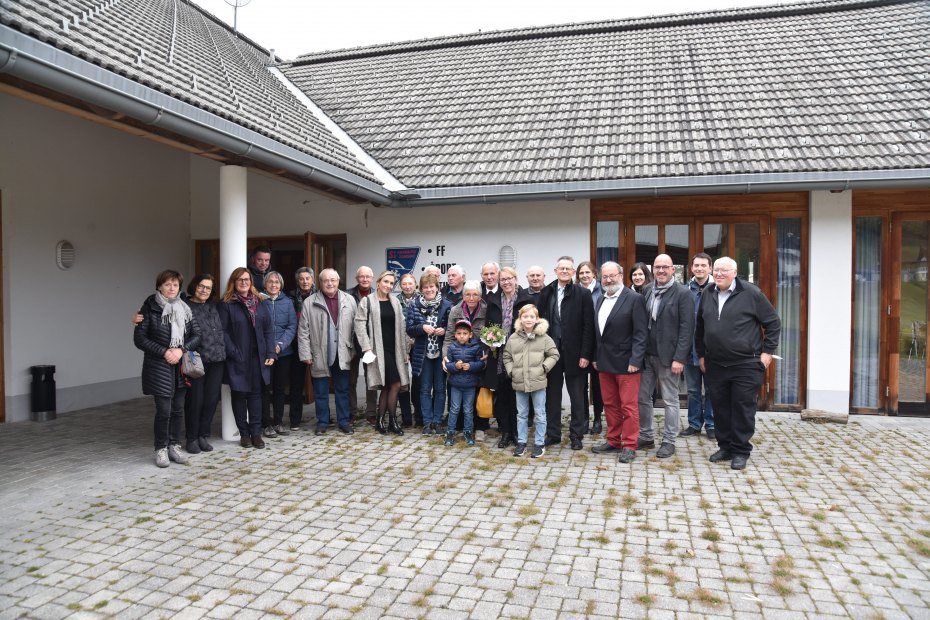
{"left": 355, "top": 270, "right": 410, "bottom": 435}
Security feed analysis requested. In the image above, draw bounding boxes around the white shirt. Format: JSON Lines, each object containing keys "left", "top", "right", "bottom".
{"left": 485, "top": 286, "right": 499, "bottom": 295}
{"left": 598, "top": 285, "right": 623, "bottom": 335}
{"left": 717, "top": 279, "right": 737, "bottom": 317}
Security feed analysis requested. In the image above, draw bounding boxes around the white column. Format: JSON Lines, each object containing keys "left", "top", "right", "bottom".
{"left": 219, "top": 165, "right": 248, "bottom": 441}
{"left": 807, "top": 190, "right": 852, "bottom": 413}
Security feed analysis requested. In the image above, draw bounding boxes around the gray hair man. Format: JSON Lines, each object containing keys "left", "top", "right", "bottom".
{"left": 696, "top": 257, "right": 780, "bottom": 470}
{"left": 347, "top": 266, "right": 378, "bottom": 422}
{"left": 637, "top": 254, "right": 694, "bottom": 458}
{"left": 444, "top": 265, "right": 466, "bottom": 306}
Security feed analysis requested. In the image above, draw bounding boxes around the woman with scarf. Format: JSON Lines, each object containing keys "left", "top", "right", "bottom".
{"left": 406, "top": 273, "right": 451, "bottom": 435}
{"left": 260, "top": 271, "right": 297, "bottom": 439}
{"left": 287, "top": 267, "right": 315, "bottom": 430}
{"left": 395, "top": 273, "right": 420, "bottom": 427}
{"left": 355, "top": 270, "right": 410, "bottom": 435}
{"left": 218, "top": 267, "right": 277, "bottom": 449}
{"left": 134, "top": 270, "right": 201, "bottom": 468}
{"left": 182, "top": 273, "right": 225, "bottom": 455}
{"left": 629, "top": 262, "right": 653, "bottom": 295}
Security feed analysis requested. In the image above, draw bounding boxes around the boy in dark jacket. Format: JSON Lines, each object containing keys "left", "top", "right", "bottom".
{"left": 444, "top": 320, "right": 486, "bottom": 446}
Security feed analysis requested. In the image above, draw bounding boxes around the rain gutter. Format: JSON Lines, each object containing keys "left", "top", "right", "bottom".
{"left": 394, "top": 168, "right": 930, "bottom": 206}
{"left": 0, "top": 25, "right": 393, "bottom": 205}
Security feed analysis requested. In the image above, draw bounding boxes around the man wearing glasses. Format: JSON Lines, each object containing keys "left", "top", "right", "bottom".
{"left": 637, "top": 254, "right": 694, "bottom": 458}
{"left": 695, "top": 257, "right": 780, "bottom": 471}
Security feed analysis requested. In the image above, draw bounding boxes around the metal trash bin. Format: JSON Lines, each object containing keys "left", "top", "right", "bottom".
{"left": 29, "top": 365, "right": 56, "bottom": 422}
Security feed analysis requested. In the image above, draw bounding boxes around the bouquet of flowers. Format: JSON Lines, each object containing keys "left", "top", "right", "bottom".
{"left": 480, "top": 323, "right": 506, "bottom": 357}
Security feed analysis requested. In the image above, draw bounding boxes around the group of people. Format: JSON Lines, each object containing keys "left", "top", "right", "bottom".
{"left": 134, "top": 246, "right": 780, "bottom": 471}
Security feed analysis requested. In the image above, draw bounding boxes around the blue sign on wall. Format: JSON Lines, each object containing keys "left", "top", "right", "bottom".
{"left": 386, "top": 247, "right": 420, "bottom": 282}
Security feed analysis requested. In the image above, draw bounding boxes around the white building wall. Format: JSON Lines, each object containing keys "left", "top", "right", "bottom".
{"left": 807, "top": 190, "right": 853, "bottom": 413}
{"left": 0, "top": 95, "right": 192, "bottom": 421}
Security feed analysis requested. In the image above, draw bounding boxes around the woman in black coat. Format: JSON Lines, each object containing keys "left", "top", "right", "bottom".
{"left": 134, "top": 270, "right": 201, "bottom": 468}
{"left": 218, "top": 267, "right": 277, "bottom": 449}
{"left": 183, "top": 274, "right": 226, "bottom": 454}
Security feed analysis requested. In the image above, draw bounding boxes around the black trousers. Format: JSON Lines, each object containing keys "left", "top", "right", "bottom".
{"left": 582, "top": 370, "right": 603, "bottom": 425}
{"left": 288, "top": 354, "right": 308, "bottom": 427}
{"left": 705, "top": 361, "right": 765, "bottom": 456}
{"left": 494, "top": 371, "right": 517, "bottom": 436}
{"left": 184, "top": 361, "right": 224, "bottom": 441}
{"left": 545, "top": 355, "right": 587, "bottom": 442}
{"left": 262, "top": 354, "right": 292, "bottom": 427}
{"left": 154, "top": 388, "right": 186, "bottom": 449}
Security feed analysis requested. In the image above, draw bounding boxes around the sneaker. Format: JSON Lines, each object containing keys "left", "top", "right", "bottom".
{"left": 198, "top": 437, "right": 214, "bottom": 452}
{"left": 637, "top": 438, "right": 655, "bottom": 450}
{"left": 185, "top": 440, "right": 201, "bottom": 455}
{"left": 709, "top": 449, "right": 733, "bottom": 463}
{"left": 167, "top": 444, "right": 189, "bottom": 465}
{"left": 513, "top": 443, "right": 527, "bottom": 457}
{"left": 591, "top": 442, "right": 621, "bottom": 454}
{"left": 290, "top": 425, "right": 301, "bottom": 432}
{"left": 444, "top": 432, "right": 455, "bottom": 446}
{"left": 531, "top": 444, "right": 545, "bottom": 458}
{"left": 706, "top": 428, "right": 716, "bottom": 441}
{"left": 314, "top": 426, "right": 327, "bottom": 435}
{"left": 656, "top": 442, "right": 676, "bottom": 459}
{"left": 618, "top": 448, "right": 636, "bottom": 464}
{"left": 422, "top": 425, "right": 431, "bottom": 435}
{"left": 338, "top": 425, "right": 354, "bottom": 435}
{"left": 679, "top": 426, "right": 701, "bottom": 437}
{"left": 465, "top": 432, "right": 476, "bottom": 446}
{"left": 154, "top": 448, "right": 169, "bottom": 468}
{"left": 274, "top": 424, "right": 290, "bottom": 436}
{"left": 263, "top": 427, "right": 278, "bottom": 439}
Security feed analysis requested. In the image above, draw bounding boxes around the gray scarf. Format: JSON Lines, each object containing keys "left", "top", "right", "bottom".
{"left": 647, "top": 279, "right": 675, "bottom": 322}
{"left": 155, "top": 291, "right": 192, "bottom": 348}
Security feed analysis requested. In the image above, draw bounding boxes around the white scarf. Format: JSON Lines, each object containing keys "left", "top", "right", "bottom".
{"left": 155, "top": 291, "right": 192, "bottom": 348}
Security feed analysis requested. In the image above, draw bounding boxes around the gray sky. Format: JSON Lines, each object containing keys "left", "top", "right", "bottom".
{"left": 190, "top": 0, "right": 805, "bottom": 59}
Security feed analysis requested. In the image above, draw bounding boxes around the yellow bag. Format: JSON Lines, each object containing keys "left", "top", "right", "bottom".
{"left": 476, "top": 387, "right": 494, "bottom": 418}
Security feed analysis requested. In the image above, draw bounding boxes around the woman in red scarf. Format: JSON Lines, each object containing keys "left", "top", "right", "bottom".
{"left": 218, "top": 267, "right": 276, "bottom": 448}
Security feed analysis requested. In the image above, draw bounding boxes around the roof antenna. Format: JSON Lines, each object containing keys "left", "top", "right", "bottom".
{"left": 223, "top": 0, "right": 252, "bottom": 36}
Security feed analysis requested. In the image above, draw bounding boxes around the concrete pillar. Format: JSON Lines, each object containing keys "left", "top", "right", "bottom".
{"left": 219, "top": 165, "right": 248, "bottom": 441}
{"left": 807, "top": 190, "right": 852, "bottom": 413}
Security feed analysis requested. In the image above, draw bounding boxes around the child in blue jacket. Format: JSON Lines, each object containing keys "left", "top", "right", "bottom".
{"left": 444, "top": 320, "right": 486, "bottom": 446}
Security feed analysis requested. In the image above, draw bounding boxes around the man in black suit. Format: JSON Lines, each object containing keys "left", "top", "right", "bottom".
{"left": 637, "top": 254, "right": 695, "bottom": 459}
{"left": 538, "top": 256, "right": 595, "bottom": 450}
{"left": 696, "top": 256, "right": 780, "bottom": 471}
{"left": 591, "top": 262, "right": 647, "bottom": 464}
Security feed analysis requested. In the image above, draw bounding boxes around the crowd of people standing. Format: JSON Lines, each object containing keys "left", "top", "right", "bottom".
{"left": 134, "top": 246, "right": 780, "bottom": 471}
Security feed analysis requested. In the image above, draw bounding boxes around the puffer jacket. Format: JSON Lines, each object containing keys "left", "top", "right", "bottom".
{"left": 406, "top": 294, "right": 452, "bottom": 376}
{"left": 298, "top": 290, "right": 357, "bottom": 378}
{"left": 444, "top": 339, "right": 486, "bottom": 389}
{"left": 263, "top": 294, "right": 297, "bottom": 357}
{"left": 188, "top": 300, "right": 226, "bottom": 364}
{"left": 503, "top": 319, "right": 559, "bottom": 393}
{"left": 134, "top": 294, "right": 202, "bottom": 397}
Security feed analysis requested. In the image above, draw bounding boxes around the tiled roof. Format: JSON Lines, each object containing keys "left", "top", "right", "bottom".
{"left": 1, "top": 0, "right": 379, "bottom": 183}
{"left": 282, "top": 0, "right": 930, "bottom": 189}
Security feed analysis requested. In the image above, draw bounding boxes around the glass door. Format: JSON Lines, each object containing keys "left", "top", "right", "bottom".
{"left": 891, "top": 214, "right": 930, "bottom": 415}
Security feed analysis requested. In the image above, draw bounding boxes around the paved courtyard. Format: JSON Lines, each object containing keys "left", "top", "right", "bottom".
{"left": 0, "top": 399, "right": 928, "bottom": 619}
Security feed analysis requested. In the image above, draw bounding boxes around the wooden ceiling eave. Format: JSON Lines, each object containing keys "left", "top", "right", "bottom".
{"left": 0, "top": 75, "right": 370, "bottom": 205}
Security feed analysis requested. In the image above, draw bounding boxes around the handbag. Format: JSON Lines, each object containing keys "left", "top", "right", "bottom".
{"left": 476, "top": 387, "right": 494, "bottom": 419}
{"left": 181, "top": 350, "right": 205, "bottom": 378}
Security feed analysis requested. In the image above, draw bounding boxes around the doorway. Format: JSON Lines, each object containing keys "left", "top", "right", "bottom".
{"left": 891, "top": 213, "right": 930, "bottom": 415}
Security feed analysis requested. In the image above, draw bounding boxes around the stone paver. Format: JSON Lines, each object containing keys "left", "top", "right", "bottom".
{"left": 1, "top": 399, "right": 929, "bottom": 618}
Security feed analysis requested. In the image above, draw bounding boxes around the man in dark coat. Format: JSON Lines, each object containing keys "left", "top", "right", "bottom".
{"left": 247, "top": 245, "right": 272, "bottom": 294}
{"left": 538, "top": 256, "right": 595, "bottom": 450}
{"left": 637, "top": 254, "right": 695, "bottom": 459}
{"left": 696, "top": 256, "right": 781, "bottom": 471}
{"left": 590, "top": 262, "right": 647, "bottom": 464}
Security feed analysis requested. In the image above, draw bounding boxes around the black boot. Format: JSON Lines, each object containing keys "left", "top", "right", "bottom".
{"left": 376, "top": 411, "right": 388, "bottom": 435}
{"left": 497, "top": 433, "right": 511, "bottom": 449}
{"left": 388, "top": 412, "right": 404, "bottom": 435}
{"left": 591, "top": 412, "right": 603, "bottom": 435}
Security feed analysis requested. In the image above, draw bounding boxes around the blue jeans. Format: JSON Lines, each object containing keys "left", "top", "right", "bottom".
{"left": 312, "top": 363, "right": 350, "bottom": 429}
{"left": 447, "top": 386, "right": 475, "bottom": 434}
{"left": 419, "top": 357, "right": 446, "bottom": 426}
{"left": 685, "top": 362, "right": 714, "bottom": 430}
{"left": 516, "top": 390, "right": 546, "bottom": 446}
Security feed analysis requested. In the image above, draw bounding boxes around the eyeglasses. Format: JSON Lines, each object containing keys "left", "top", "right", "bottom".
{"left": 196, "top": 284, "right": 213, "bottom": 291}
{"left": 500, "top": 276, "right": 516, "bottom": 283}
{"left": 713, "top": 268, "right": 735, "bottom": 274}
{"left": 653, "top": 265, "right": 674, "bottom": 271}
{"left": 236, "top": 277, "right": 252, "bottom": 283}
